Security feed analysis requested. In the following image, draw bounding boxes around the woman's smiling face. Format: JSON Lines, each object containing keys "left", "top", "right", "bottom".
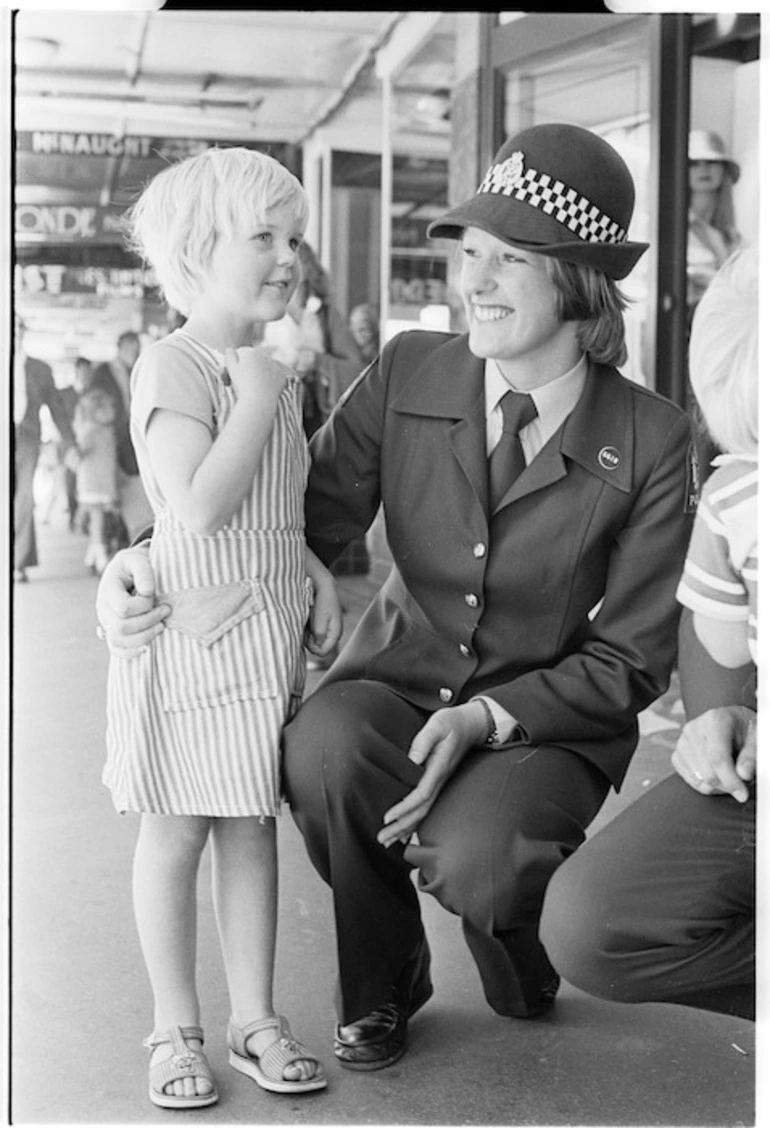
{"left": 460, "top": 226, "right": 579, "bottom": 385}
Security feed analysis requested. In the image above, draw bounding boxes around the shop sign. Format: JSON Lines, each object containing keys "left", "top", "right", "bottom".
{"left": 389, "top": 254, "right": 447, "bottom": 306}
{"left": 390, "top": 276, "right": 447, "bottom": 305}
{"left": 16, "top": 131, "right": 277, "bottom": 163}
{"left": 16, "top": 130, "right": 210, "bottom": 160}
{"left": 391, "top": 218, "right": 433, "bottom": 249}
{"left": 15, "top": 262, "right": 157, "bottom": 299}
{"left": 15, "top": 203, "right": 128, "bottom": 243}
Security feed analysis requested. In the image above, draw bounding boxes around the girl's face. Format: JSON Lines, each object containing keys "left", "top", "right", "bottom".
{"left": 689, "top": 159, "right": 725, "bottom": 194}
{"left": 460, "top": 226, "right": 579, "bottom": 386}
{"left": 196, "top": 202, "right": 304, "bottom": 334}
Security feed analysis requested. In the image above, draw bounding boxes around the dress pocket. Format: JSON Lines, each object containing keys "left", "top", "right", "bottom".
{"left": 157, "top": 579, "right": 279, "bottom": 711}
{"left": 164, "top": 579, "right": 264, "bottom": 646}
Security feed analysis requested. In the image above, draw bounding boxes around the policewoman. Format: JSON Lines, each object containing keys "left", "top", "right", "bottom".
{"left": 283, "top": 122, "right": 694, "bottom": 1070}
{"left": 96, "top": 123, "right": 695, "bottom": 1072}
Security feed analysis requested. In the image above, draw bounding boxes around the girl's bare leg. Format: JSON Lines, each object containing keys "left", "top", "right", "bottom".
{"left": 210, "top": 816, "right": 316, "bottom": 1081}
{"left": 133, "top": 813, "right": 213, "bottom": 1100}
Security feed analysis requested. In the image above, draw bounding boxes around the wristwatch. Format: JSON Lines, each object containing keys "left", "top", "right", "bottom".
{"left": 476, "top": 697, "right": 500, "bottom": 746}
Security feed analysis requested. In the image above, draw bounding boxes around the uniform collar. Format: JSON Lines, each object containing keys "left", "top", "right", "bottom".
{"left": 389, "top": 334, "right": 635, "bottom": 495}
{"left": 485, "top": 354, "right": 587, "bottom": 438}
{"left": 389, "top": 334, "right": 484, "bottom": 418}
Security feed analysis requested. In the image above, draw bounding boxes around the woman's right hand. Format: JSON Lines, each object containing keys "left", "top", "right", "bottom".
{"left": 95, "top": 546, "right": 170, "bottom": 652}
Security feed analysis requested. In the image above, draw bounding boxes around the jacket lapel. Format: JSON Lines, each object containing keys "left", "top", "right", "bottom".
{"left": 390, "top": 337, "right": 489, "bottom": 509}
{"left": 390, "top": 343, "right": 635, "bottom": 516}
{"left": 494, "top": 363, "right": 634, "bottom": 511}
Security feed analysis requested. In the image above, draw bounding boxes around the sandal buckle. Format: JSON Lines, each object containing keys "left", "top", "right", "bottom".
{"left": 172, "top": 1052, "right": 197, "bottom": 1073}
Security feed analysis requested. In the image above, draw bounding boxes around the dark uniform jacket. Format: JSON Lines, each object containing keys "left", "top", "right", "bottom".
{"left": 306, "top": 330, "right": 694, "bottom": 790}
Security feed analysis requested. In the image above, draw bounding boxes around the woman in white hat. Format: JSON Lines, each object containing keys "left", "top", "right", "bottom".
{"left": 687, "top": 129, "right": 742, "bottom": 314}
{"left": 687, "top": 129, "right": 743, "bottom": 482}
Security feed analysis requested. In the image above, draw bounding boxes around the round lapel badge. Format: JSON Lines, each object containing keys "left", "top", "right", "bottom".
{"left": 598, "top": 445, "right": 621, "bottom": 471}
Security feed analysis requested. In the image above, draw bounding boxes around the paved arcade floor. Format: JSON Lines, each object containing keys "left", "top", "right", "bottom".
{"left": 10, "top": 510, "right": 756, "bottom": 1126}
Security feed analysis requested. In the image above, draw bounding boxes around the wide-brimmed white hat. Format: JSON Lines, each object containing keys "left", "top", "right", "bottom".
{"left": 688, "top": 130, "right": 740, "bottom": 183}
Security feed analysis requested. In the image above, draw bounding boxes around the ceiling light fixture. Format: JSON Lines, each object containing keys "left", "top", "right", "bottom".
{"left": 15, "top": 37, "right": 60, "bottom": 69}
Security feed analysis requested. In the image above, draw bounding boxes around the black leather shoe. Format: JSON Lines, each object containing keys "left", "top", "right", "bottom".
{"left": 524, "top": 974, "right": 561, "bottom": 1018}
{"left": 334, "top": 937, "right": 433, "bottom": 1071}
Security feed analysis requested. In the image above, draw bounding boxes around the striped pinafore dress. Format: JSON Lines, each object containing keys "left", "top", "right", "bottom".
{"left": 104, "top": 330, "right": 311, "bottom": 817}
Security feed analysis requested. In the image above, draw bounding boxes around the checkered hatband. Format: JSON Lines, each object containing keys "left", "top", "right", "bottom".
{"left": 477, "top": 153, "right": 627, "bottom": 246}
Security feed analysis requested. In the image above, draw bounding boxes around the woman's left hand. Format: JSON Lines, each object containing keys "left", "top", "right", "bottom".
{"left": 376, "top": 703, "right": 488, "bottom": 848}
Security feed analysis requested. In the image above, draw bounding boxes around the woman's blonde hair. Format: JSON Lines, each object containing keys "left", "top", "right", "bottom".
{"left": 544, "top": 258, "right": 630, "bottom": 368}
{"left": 125, "top": 146, "right": 309, "bottom": 315}
{"left": 689, "top": 245, "right": 758, "bottom": 455}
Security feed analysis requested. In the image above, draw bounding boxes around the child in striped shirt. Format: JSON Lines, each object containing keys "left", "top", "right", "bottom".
{"left": 104, "top": 148, "right": 342, "bottom": 1109}
{"left": 676, "top": 246, "right": 758, "bottom": 669}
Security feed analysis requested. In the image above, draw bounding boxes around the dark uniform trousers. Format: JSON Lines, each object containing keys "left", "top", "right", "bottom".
{"left": 283, "top": 679, "right": 609, "bottom": 1026}
{"left": 540, "top": 772, "right": 755, "bottom": 1020}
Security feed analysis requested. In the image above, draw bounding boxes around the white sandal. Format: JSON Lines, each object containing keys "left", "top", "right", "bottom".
{"left": 227, "top": 1014, "right": 327, "bottom": 1093}
{"left": 143, "top": 1024, "right": 218, "bottom": 1109}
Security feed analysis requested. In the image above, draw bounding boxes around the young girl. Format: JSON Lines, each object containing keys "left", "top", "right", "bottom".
{"left": 676, "top": 245, "right": 758, "bottom": 671}
{"left": 104, "top": 147, "right": 341, "bottom": 1109}
{"left": 73, "top": 357, "right": 120, "bottom": 575}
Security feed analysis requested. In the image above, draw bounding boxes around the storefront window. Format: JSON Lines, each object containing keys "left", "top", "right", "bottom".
{"left": 688, "top": 17, "right": 760, "bottom": 318}
{"left": 500, "top": 15, "right": 653, "bottom": 385}
{"left": 329, "top": 151, "right": 449, "bottom": 340}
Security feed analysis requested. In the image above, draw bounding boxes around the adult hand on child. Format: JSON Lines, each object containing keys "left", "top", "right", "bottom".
{"left": 96, "top": 545, "right": 170, "bottom": 653}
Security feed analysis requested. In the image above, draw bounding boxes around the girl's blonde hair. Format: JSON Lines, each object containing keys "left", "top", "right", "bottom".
{"left": 125, "top": 146, "right": 309, "bottom": 315}
{"left": 544, "top": 257, "right": 630, "bottom": 368}
{"left": 689, "top": 245, "right": 758, "bottom": 455}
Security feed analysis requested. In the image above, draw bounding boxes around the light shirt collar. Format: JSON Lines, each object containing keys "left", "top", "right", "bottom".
{"left": 484, "top": 354, "right": 588, "bottom": 456}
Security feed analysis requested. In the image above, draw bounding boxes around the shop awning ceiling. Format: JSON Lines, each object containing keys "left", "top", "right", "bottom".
{"left": 14, "top": 8, "right": 456, "bottom": 215}
{"left": 13, "top": 8, "right": 759, "bottom": 224}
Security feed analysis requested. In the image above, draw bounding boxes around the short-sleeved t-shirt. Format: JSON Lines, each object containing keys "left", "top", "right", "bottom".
{"left": 129, "top": 332, "right": 219, "bottom": 515}
{"left": 676, "top": 454, "right": 758, "bottom": 663}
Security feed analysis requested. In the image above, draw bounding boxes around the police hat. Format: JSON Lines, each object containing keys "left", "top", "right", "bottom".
{"left": 427, "top": 123, "right": 649, "bottom": 281}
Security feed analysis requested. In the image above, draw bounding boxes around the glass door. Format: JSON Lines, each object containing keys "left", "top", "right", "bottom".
{"left": 493, "top": 12, "right": 655, "bottom": 387}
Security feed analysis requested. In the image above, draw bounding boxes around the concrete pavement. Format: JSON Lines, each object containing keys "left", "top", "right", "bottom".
{"left": 10, "top": 508, "right": 755, "bottom": 1126}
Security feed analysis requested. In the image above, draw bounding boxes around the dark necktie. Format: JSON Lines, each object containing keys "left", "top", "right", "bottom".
{"left": 488, "top": 390, "right": 538, "bottom": 510}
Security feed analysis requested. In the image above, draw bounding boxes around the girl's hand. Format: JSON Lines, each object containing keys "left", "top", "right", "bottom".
{"left": 305, "top": 576, "right": 343, "bottom": 656}
{"left": 223, "top": 346, "right": 289, "bottom": 402}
